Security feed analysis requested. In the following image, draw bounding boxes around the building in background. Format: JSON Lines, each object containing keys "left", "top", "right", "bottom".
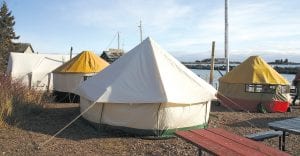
{"left": 100, "top": 48, "right": 124, "bottom": 63}
{"left": 11, "top": 43, "right": 34, "bottom": 53}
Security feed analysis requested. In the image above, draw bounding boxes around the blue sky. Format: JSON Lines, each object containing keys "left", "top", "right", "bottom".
{"left": 4, "top": 0, "right": 300, "bottom": 62}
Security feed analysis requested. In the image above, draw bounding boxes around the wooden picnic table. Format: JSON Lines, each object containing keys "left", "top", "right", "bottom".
{"left": 268, "top": 117, "right": 300, "bottom": 151}
{"left": 175, "top": 128, "right": 290, "bottom": 156}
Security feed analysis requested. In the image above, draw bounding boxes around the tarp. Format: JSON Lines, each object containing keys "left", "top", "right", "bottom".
{"left": 6, "top": 52, "right": 71, "bottom": 90}
{"left": 53, "top": 51, "right": 109, "bottom": 73}
{"left": 76, "top": 37, "right": 217, "bottom": 104}
{"left": 219, "top": 56, "right": 289, "bottom": 85}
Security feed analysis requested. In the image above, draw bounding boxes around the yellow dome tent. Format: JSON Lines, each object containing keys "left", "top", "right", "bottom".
{"left": 217, "top": 56, "right": 291, "bottom": 112}
{"left": 53, "top": 51, "right": 109, "bottom": 96}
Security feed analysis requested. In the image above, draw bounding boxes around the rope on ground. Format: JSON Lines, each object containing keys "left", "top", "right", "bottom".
{"left": 216, "top": 92, "right": 259, "bottom": 130}
{"left": 38, "top": 101, "right": 97, "bottom": 148}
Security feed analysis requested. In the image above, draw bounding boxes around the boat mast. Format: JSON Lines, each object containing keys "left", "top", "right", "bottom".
{"left": 117, "top": 32, "right": 120, "bottom": 49}
{"left": 225, "top": 0, "right": 229, "bottom": 73}
{"left": 138, "top": 20, "right": 143, "bottom": 43}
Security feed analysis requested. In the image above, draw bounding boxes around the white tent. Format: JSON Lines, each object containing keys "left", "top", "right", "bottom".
{"left": 76, "top": 37, "right": 217, "bottom": 136}
{"left": 6, "top": 52, "right": 71, "bottom": 91}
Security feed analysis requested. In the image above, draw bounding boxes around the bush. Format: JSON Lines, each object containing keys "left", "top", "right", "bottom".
{"left": 0, "top": 73, "right": 52, "bottom": 126}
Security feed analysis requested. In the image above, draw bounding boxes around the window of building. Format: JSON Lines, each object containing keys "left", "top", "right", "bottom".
{"left": 83, "top": 76, "right": 92, "bottom": 81}
{"left": 245, "top": 84, "right": 285, "bottom": 93}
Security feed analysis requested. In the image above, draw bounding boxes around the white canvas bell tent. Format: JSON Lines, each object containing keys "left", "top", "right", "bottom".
{"left": 6, "top": 52, "right": 70, "bottom": 91}
{"left": 75, "top": 37, "right": 217, "bottom": 137}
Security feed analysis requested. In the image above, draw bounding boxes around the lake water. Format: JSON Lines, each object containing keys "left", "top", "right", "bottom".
{"left": 191, "top": 69, "right": 296, "bottom": 88}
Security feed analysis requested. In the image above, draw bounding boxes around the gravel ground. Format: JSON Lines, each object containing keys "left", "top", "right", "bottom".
{"left": 0, "top": 103, "right": 299, "bottom": 156}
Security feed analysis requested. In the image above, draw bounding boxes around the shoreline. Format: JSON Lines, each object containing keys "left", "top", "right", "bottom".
{"left": 184, "top": 64, "right": 299, "bottom": 74}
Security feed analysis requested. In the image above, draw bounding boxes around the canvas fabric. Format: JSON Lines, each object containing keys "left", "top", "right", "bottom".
{"left": 52, "top": 51, "right": 108, "bottom": 93}
{"left": 219, "top": 56, "right": 289, "bottom": 85}
{"left": 53, "top": 51, "right": 109, "bottom": 73}
{"left": 53, "top": 73, "right": 96, "bottom": 93}
{"left": 80, "top": 97, "right": 210, "bottom": 135}
{"left": 76, "top": 37, "right": 216, "bottom": 104}
{"left": 76, "top": 37, "right": 216, "bottom": 136}
{"left": 6, "top": 52, "right": 70, "bottom": 90}
{"left": 218, "top": 82, "right": 291, "bottom": 112}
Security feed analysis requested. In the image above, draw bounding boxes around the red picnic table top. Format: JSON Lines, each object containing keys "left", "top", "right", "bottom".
{"left": 175, "top": 128, "right": 290, "bottom": 156}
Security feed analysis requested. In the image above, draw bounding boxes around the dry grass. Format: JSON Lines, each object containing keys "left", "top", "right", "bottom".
{"left": 0, "top": 73, "right": 52, "bottom": 126}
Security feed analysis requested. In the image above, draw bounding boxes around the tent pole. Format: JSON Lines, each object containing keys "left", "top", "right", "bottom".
{"left": 204, "top": 102, "right": 208, "bottom": 128}
{"left": 29, "top": 73, "right": 32, "bottom": 89}
{"left": 225, "top": 0, "right": 229, "bottom": 73}
{"left": 117, "top": 32, "right": 120, "bottom": 50}
{"left": 209, "top": 41, "right": 215, "bottom": 85}
{"left": 47, "top": 73, "right": 51, "bottom": 92}
{"left": 98, "top": 103, "right": 105, "bottom": 130}
{"left": 156, "top": 103, "right": 162, "bottom": 136}
{"left": 70, "top": 46, "right": 73, "bottom": 60}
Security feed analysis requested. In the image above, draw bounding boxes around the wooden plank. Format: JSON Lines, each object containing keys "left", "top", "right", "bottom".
{"left": 207, "top": 128, "right": 290, "bottom": 156}
{"left": 176, "top": 131, "right": 241, "bottom": 156}
{"left": 191, "top": 129, "right": 268, "bottom": 156}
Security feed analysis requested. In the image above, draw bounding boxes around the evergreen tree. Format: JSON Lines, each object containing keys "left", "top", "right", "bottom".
{"left": 0, "top": 1, "right": 19, "bottom": 71}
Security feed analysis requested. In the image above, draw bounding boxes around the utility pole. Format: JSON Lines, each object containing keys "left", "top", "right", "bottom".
{"left": 117, "top": 32, "right": 120, "bottom": 49}
{"left": 138, "top": 20, "right": 143, "bottom": 43}
{"left": 209, "top": 41, "right": 215, "bottom": 85}
{"left": 70, "top": 46, "right": 73, "bottom": 60}
{"left": 225, "top": 0, "right": 229, "bottom": 73}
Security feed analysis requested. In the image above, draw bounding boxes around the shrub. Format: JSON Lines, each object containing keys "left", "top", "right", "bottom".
{"left": 0, "top": 73, "right": 52, "bottom": 126}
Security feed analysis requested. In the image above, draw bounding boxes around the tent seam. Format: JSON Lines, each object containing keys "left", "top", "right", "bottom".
{"left": 149, "top": 40, "right": 168, "bottom": 102}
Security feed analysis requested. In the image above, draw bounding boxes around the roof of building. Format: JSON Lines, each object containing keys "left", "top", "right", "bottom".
{"left": 102, "top": 48, "right": 124, "bottom": 59}
{"left": 11, "top": 43, "right": 34, "bottom": 53}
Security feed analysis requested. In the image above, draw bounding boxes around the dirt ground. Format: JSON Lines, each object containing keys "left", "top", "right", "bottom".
{"left": 0, "top": 103, "right": 299, "bottom": 156}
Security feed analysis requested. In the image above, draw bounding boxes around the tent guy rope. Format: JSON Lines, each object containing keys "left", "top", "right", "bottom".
{"left": 38, "top": 101, "right": 97, "bottom": 148}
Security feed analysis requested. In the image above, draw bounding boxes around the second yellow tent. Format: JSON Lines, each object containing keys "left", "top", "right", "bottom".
{"left": 53, "top": 50, "right": 109, "bottom": 94}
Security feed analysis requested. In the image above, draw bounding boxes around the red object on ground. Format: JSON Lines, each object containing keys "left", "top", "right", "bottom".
{"left": 217, "top": 93, "right": 290, "bottom": 113}
{"left": 271, "top": 100, "right": 289, "bottom": 112}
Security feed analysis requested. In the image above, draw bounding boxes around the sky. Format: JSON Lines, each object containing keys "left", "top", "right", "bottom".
{"left": 4, "top": 0, "right": 300, "bottom": 62}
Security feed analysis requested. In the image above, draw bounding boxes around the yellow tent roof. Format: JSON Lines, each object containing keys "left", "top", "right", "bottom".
{"left": 219, "top": 56, "right": 289, "bottom": 85}
{"left": 53, "top": 51, "right": 109, "bottom": 73}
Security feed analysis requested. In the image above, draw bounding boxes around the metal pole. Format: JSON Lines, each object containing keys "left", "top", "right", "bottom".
{"left": 138, "top": 20, "right": 143, "bottom": 43}
{"left": 209, "top": 41, "right": 215, "bottom": 85}
{"left": 70, "top": 46, "right": 73, "bottom": 60}
{"left": 225, "top": 0, "right": 229, "bottom": 73}
{"left": 117, "top": 32, "right": 120, "bottom": 49}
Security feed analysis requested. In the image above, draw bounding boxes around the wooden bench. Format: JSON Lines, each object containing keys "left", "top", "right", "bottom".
{"left": 175, "top": 128, "right": 290, "bottom": 156}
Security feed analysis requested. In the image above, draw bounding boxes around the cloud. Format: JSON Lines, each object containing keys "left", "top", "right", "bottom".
{"left": 59, "top": 0, "right": 191, "bottom": 32}
{"left": 9, "top": 0, "right": 300, "bottom": 62}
